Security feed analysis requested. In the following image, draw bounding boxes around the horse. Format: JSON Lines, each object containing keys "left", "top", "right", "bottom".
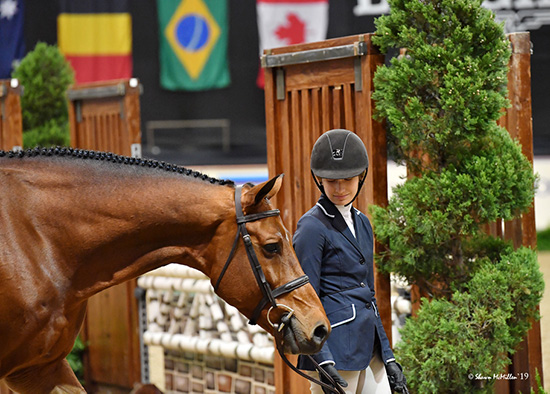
{"left": 0, "top": 147, "right": 330, "bottom": 393}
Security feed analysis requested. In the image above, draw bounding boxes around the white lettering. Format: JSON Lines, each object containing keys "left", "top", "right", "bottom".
{"left": 493, "top": 373, "right": 518, "bottom": 380}
{"left": 353, "top": 0, "right": 390, "bottom": 16}
{"left": 355, "top": 0, "right": 550, "bottom": 32}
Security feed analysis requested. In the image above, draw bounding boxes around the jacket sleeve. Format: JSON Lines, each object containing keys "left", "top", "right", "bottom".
{"left": 363, "top": 214, "right": 396, "bottom": 364}
{"left": 293, "top": 215, "right": 335, "bottom": 365}
{"left": 373, "top": 297, "right": 396, "bottom": 363}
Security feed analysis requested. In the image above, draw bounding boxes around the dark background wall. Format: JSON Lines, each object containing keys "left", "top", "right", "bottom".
{"left": 23, "top": 0, "right": 550, "bottom": 166}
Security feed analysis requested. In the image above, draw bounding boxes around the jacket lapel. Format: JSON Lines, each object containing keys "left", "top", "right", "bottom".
{"left": 316, "top": 196, "right": 364, "bottom": 257}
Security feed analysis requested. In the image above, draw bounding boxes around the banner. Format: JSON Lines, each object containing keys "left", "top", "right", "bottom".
{"left": 157, "top": 0, "right": 230, "bottom": 91}
{"left": 256, "top": 0, "right": 329, "bottom": 88}
{"left": 0, "top": 0, "right": 25, "bottom": 78}
{"left": 57, "top": 0, "right": 132, "bottom": 84}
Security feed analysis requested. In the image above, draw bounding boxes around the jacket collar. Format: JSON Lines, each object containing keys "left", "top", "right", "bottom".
{"left": 316, "top": 196, "right": 363, "bottom": 255}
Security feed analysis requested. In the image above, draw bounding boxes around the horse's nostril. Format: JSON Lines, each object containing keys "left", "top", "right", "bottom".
{"left": 312, "top": 323, "right": 329, "bottom": 345}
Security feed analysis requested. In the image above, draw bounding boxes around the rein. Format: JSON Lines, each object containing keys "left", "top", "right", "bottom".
{"left": 213, "top": 185, "right": 346, "bottom": 394}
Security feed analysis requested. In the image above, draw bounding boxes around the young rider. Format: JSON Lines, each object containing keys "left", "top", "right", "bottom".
{"left": 294, "top": 129, "right": 407, "bottom": 393}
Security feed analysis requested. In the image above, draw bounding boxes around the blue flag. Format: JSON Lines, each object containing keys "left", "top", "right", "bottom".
{"left": 0, "top": 0, "right": 25, "bottom": 78}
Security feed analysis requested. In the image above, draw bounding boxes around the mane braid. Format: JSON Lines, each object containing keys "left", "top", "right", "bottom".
{"left": 0, "top": 147, "right": 235, "bottom": 186}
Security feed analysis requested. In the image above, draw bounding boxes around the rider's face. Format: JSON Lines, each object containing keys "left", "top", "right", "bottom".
{"left": 321, "top": 176, "right": 359, "bottom": 206}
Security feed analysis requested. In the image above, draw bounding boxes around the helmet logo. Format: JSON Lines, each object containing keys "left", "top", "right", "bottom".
{"left": 332, "top": 148, "right": 343, "bottom": 160}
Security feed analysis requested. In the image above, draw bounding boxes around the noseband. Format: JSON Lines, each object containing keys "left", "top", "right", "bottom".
{"left": 213, "top": 185, "right": 345, "bottom": 394}
{"left": 213, "top": 185, "right": 310, "bottom": 325}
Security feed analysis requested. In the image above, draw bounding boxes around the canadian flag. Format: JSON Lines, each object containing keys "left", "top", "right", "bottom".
{"left": 256, "top": 0, "right": 329, "bottom": 88}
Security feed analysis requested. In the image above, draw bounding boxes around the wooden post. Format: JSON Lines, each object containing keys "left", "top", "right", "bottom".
{"left": 0, "top": 80, "right": 22, "bottom": 393}
{"left": 0, "top": 79, "right": 23, "bottom": 151}
{"left": 263, "top": 34, "right": 390, "bottom": 393}
{"left": 67, "top": 78, "right": 143, "bottom": 393}
{"left": 504, "top": 32, "right": 543, "bottom": 393}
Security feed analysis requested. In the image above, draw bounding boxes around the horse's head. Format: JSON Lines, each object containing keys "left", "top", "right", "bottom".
{"left": 210, "top": 175, "right": 330, "bottom": 355}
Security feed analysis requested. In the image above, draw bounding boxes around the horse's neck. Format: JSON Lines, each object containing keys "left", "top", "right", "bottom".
{"left": 13, "top": 161, "right": 234, "bottom": 300}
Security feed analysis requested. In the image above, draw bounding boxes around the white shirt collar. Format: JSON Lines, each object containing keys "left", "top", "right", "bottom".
{"left": 335, "top": 204, "right": 355, "bottom": 237}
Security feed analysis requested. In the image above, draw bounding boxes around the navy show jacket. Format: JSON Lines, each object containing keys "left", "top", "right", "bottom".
{"left": 293, "top": 195, "right": 395, "bottom": 371}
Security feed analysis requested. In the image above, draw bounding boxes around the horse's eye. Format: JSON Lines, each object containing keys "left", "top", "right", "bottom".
{"left": 263, "top": 243, "right": 280, "bottom": 255}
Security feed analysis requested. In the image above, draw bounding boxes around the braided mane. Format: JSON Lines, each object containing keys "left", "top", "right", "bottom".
{"left": 0, "top": 146, "right": 234, "bottom": 186}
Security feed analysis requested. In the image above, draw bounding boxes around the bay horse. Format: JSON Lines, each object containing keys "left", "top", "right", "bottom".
{"left": 0, "top": 147, "right": 330, "bottom": 393}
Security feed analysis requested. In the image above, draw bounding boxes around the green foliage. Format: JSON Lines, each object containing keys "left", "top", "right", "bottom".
{"left": 396, "top": 247, "right": 543, "bottom": 393}
{"left": 529, "top": 370, "right": 547, "bottom": 393}
{"left": 537, "top": 227, "right": 550, "bottom": 251}
{"left": 22, "top": 119, "right": 71, "bottom": 148}
{"left": 66, "top": 336, "right": 86, "bottom": 384}
{"left": 372, "top": 0, "right": 543, "bottom": 391}
{"left": 12, "top": 42, "right": 74, "bottom": 148}
{"left": 373, "top": 0, "right": 511, "bottom": 173}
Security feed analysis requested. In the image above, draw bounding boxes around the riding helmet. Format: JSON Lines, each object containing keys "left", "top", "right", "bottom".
{"left": 310, "top": 129, "right": 369, "bottom": 179}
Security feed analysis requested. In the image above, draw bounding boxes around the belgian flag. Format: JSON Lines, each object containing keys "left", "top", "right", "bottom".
{"left": 57, "top": 0, "right": 132, "bottom": 84}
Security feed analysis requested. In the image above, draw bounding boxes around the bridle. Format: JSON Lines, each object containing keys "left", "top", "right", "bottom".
{"left": 213, "top": 185, "right": 310, "bottom": 325}
{"left": 213, "top": 185, "right": 346, "bottom": 394}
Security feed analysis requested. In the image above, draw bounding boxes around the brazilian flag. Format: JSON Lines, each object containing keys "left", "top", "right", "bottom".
{"left": 158, "top": 0, "right": 230, "bottom": 91}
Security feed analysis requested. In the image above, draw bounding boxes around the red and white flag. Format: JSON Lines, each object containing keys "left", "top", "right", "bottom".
{"left": 256, "top": 0, "right": 329, "bottom": 87}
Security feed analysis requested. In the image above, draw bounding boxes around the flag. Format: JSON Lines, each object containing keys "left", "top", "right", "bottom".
{"left": 157, "top": 0, "right": 230, "bottom": 91}
{"left": 57, "top": 0, "right": 132, "bottom": 84}
{"left": 256, "top": 0, "right": 329, "bottom": 88}
{"left": 0, "top": 0, "right": 25, "bottom": 78}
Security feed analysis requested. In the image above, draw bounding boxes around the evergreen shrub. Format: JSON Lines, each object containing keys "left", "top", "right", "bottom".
{"left": 371, "top": 0, "right": 544, "bottom": 391}
{"left": 12, "top": 42, "right": 74, "bottom": 148}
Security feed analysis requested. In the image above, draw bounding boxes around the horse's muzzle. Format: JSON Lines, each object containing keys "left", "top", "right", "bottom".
{"left": 280, "top": 314, "right": 329, "bottom": 355}
{"left": 310, "top": 322, "right": 329, "bottom": 349}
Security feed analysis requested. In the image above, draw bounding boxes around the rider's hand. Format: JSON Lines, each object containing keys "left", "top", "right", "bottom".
{"left": 319, "top": 363, "right": 348, "bottom": 394}
{"left": 386, "top": 361, "right": 407, "bottom": 393}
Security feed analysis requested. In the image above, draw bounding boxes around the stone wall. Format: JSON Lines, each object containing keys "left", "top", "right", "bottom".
{"left": 138, "top": 265, "right": 276, "bottom": 393}
{"left": 164, "top": 351, "right": 274, "bottom": 394}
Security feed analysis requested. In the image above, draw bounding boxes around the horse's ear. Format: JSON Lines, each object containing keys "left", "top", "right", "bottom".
{"left": 243, "top": 174, "right": 284, "bottom": 207}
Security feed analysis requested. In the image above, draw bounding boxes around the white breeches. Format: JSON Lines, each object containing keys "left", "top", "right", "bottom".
{"left": 307, "top": 351, "right": 391, "bottom": 394}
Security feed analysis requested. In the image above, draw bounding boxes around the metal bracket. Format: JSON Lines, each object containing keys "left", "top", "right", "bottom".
{"left": 276, "top": 69, "right": 285, "bottom": 101}
{"left": 135, "top": 286, "right": 150, "bottom": 383}
{"left": 75, "top": 101, "right": 82, "bottom": 123}
{"left": 354, "top": 57, "right": 363, "bottom": 92}
{"left": 131, "top": 143, "right": 142, "bottom": 158}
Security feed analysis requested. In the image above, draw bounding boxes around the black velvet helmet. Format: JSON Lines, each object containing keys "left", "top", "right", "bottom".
{"left": 310, "top": 129, "right": 369, "bottom": 179}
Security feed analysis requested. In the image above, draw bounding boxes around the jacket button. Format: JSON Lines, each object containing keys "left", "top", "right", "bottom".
{"left": 360, "top": 282, "right": 366, "bottom": 287}
{"left": 359, "top": 258, "right": 365, "bottom": 264}
{"left": 366, "top": 302, "right": 371, "bottom": 309}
